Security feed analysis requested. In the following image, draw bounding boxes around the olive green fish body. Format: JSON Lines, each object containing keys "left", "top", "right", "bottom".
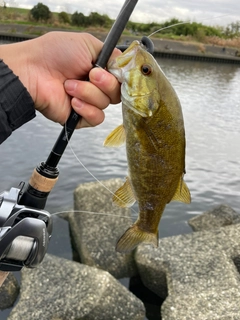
{"left": 105, "top": 40, "right": 191, "bottom": 252}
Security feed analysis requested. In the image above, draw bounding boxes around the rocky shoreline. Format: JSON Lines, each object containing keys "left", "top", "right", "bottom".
{"left": 1, "top": 178, "right": 240, "bottom": 320}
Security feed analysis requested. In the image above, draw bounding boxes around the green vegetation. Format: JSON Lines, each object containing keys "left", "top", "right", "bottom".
{"left": 0, "top": 6, "right": 30, "bottom": 21}
{"left": 0, "top": 4, "right": 240, "bottom": 47}
{"left": 30, "top": 3, "right": 51, "bottom": 22}
{"left": 58, "top": 11, "right": 70, "bottom": 24}
{"left": 126, "top": 17, "right": 240, "bottom": 40}
{"left": 71, "top": 11, "right": 112, "bottom": 28}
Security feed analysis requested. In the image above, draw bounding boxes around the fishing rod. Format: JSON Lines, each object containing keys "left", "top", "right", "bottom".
{"left": 0, "top": 0, "right": 139, "bottom": 273}
{"left": 19, "top": 0, "right": 139, "bottom": 209}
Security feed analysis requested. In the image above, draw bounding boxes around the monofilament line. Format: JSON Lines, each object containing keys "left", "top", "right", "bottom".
{"left": 148, "top": 14, "right": 230, "bottom": 38}
{"left": 63, "top": 122, "right": 138, "bottom": 215}
{"left": 51, "top": 210, "right": 133, "bottom": 219}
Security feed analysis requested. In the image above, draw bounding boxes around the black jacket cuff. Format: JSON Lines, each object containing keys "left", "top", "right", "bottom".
{"left": 0, "top": 59, "right": 36, "bottom": 144}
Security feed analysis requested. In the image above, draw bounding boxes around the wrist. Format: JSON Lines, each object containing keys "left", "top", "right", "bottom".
{"left": 0, "top": 40, "right": 37, "bottom": 104}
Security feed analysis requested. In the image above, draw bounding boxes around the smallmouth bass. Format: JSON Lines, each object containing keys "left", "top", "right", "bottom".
{"left": 104, "top": 40, "right": 191, "bottom": 252}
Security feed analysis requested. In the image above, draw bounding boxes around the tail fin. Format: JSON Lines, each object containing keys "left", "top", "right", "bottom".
{"left": 116, "top": 224, "right": 158, "bottom": 253}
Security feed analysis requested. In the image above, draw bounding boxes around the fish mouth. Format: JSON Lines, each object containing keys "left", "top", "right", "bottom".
{"left": 107, "top": 44, "right": 138, "bottom": 83}
{"left": 108, "top": 57, "right": 134, "bottom": 83}
{"left": 107, "top": 67, "right": 123, "bottom": 83}
{"left": 108, "top": 40, "right": 154, "bottom": 117}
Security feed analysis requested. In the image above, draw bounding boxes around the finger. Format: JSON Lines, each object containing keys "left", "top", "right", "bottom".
{"left": 71, "top": 97, "right": 105, "bottom": 128}
{"left": 64, "top": 79, "right": 111, "bottom": 110}
{"left": 89, "top": 68, "right": 121, "bottom": 105}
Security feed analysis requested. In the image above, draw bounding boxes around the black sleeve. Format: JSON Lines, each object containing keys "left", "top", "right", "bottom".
{"left": 0, "top": 59, "right": 36, "bottom": 144}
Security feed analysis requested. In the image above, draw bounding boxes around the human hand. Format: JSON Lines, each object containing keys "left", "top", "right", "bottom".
{"left": 0, "top": 32, "right": 121, "bottom": 128}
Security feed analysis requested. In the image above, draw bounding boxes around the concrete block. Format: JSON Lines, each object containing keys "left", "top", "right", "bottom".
{"left": 8, "top": 254, "right": 145, "bottom": 320}
{"left": 68, "top": 178, "right": 138, "bottom": 279}
{"left": 188, "top": 204, "right": 240, "bottom": 231}
{"left": 135, "top": 224, "right": 240, "bottom": 319}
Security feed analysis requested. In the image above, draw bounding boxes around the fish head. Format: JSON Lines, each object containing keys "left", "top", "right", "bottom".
{"left": 108, "top": 40, "right": 160, "bottom": 117}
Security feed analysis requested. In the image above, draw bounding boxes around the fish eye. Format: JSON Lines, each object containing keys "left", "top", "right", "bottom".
{"left": 141, "top": 64, "right": 152, "bottom": 76}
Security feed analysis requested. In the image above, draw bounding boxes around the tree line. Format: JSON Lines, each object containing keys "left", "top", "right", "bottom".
{"left": 126, "top": 18, "right": 240, "bottom": 39}
{"left": 29, "top": 2, "right": 112, "bottom": 28}
{"left": 1, "top": 2, "right": 240, "bottom": 40}
{"left": 30, "top": 3, "right": 240, "bottom": 39}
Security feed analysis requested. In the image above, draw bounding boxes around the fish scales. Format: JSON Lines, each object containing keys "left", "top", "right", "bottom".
{"left": 104, "top": 40, "right": 191, "bottom": 252}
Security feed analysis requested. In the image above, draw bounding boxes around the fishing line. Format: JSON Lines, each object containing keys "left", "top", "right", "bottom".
{"left": 148, "top": 14, "right": 231, "bottom": 38}
{"left": 148, "top": 21, "right": 190, "bottom": 38}
{"left": 51, "top": 209, "right": 134, "bottom": 219}
{"left": 64, "top": 122, "right": 118, "bottom": 198}
{"left": 63, "top": 122, "right": 139, "bottom": 216}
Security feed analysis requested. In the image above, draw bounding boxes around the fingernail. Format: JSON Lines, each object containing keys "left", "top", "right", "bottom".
{"left": 91, "top": 68, "right": 106, "bottom": 82}
{"left": 72, "top": 97, "right": 84, "bottom": 109}
{"left": 64, "top": 80, "right": 77, "bottom": 92}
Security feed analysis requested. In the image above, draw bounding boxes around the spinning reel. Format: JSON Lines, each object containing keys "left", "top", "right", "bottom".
{"left": 0, "top": 184, "right": 52, "bottom": 271}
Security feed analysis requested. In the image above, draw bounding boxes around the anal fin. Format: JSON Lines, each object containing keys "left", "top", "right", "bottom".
{"left": 113, "top": 177, "right": 136, "bottom": 208}
{"left": 171, "top": 175, "right": 191, "bottom": 204}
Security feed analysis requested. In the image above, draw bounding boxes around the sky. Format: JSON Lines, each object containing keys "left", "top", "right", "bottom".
{"left": 7, "top": 0, "right": 240, "bottom": 27}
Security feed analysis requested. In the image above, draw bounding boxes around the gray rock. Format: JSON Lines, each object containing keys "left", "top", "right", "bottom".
{"left": 135, "top": 224, "right": 240, "bottom": 319}
{"left": 162, "top": 288, "right": 240, "bottom": 320}
{"left": 68, "top": 178, "right": 138, "bottom": 279}
{"left": 8, "top": 254, "right": 145, "bottom": 320}
{"left": 0, "top": 272, "right": 19, "bottom": 309}
{"left": 188, "top": 204, "right": 240, "bottom": 231}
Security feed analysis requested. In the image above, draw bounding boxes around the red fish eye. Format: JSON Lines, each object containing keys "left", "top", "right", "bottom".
{"left": 141, "top": 64, "right": 152, "bottom": 75}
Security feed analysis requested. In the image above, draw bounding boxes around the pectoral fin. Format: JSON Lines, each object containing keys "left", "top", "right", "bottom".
{"left": 103, "top": 124, "right": 126, "bottom": 147}
{"left": 113, "top": 177, "right": 136, "bottom": 208}
{"left": 171, "top": 176, "right": 191, "bottom": 204}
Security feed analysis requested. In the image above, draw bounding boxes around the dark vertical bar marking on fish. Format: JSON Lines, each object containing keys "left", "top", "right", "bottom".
{"left": 45, "top": 0, "right": 139, "bottom": 168}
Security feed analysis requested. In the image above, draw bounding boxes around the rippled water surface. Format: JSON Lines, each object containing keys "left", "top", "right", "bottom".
{"left": 1, "top": 58, "right": 240, "bottom": 239}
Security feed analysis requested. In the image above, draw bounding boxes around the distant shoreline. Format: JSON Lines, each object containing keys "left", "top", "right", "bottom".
{"left": 1, "top": 23, "right": 240, "bottom": 65}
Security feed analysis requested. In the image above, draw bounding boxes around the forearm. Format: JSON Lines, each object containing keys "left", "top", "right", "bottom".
{"left": 0, "top": 59, "right": 35, "bottom": 144}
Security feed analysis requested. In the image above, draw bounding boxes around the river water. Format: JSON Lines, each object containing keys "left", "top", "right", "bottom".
{"left": 1, "top": 51, "right": 240, "bottom": 318}
{"left": 1, "top": 57, "right": 239, "bottom": 235}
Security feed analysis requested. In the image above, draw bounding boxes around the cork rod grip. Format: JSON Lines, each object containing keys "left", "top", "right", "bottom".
{"left": 29, "top": 169, "right": 58, "bottom": 193}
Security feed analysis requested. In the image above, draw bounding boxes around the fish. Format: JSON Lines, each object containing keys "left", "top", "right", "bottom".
{"left": 104, "top": 40, "right": 191, "bottom": 253}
